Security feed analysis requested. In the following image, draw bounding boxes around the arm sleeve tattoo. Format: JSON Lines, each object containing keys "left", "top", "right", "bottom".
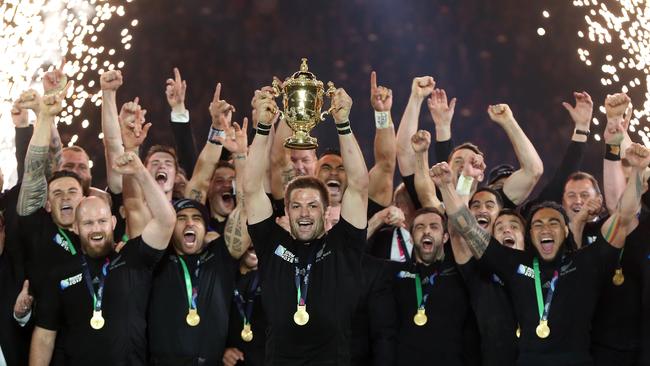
{"left": 17, "top": 145, "right": 50, "bottom": 216}
{"left": 224, "top": 209, "right": 244, "bottom": 258}
{"left": 447, "top": 205, "right": 491, "bottom": 259}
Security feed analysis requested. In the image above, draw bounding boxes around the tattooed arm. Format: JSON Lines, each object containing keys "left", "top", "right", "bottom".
{"left": 224, "top": 205, "right": 252, "bottom": 259}
{"left": 45, "top": 122, "right": 63, "bottom": 180}
{"left": 600, "top": 143, "right": 650, "bottom": 248}
{"left": 430, "top": 162, "right": 491, "bottom": 259}
{"left": 17, "top": 86, "right": 70, "bottom": 216}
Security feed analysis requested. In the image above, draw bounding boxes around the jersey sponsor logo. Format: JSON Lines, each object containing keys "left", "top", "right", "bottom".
{"left": 491, "top": 273, "right": 504, "bottom": 286}
{"left": 586, "top": 236, "right": 597, "bottom": 245}
{"left": 108, "top": 255, "right": 125, "bottom": 271}
{"left": 396, "top": 270, "right": 416, "bottom": 279}
{"left": 59, "top": 273, "right": 82, "bottom": 290}
{"left": 560, "top": 260, "right": 576, "bottom": 276}
{"left": 440, "top": 266, "right": 457, "bottom": 276}
{"left": 516, "top": 264, "right": 535, "bottom": 279}
{"left": 53, "top": 233, "right": 73, "bottom": 253}
{"left": 314, "top": 244, "right": 332, "bottom": 263}
{"left": 274, "top": 245, "right": 297, "bottom": 263}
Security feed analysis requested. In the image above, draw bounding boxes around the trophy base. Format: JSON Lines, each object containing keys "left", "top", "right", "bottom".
{"left": 284, "top": 136, "right": 318, "bottom": 150}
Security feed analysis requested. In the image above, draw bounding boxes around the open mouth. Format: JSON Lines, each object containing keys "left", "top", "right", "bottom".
{"left": 89, "top": 232, "right": 104, "bottom": 244}
{"left": 183, "top": 229, "right": 197, "bottom": 245}
{"left": 421, "top": 236, "right": 434, "bottom": 251}
{"left": 326, "top": 180, "right": 341, "bottom": 194}
{"left": 221, "top": 192, "right": 234, "bottom": 206}
{"left": 155, "top": 171, "right": 168, "bottom": 185}
{"left": 502, "top": 235, "right": 516, "bottom": 247}
{"left": 60, "top": 204, "right": 73, "bottom": 215}
{"left": 476, "top": 215, "right": 490, "bottom": 229}
{"left": 297, "top": 218, "right": 313, "bottom": 231}
{"left": 570, "top": 205, "right": 582, "bottom": 214}
{"left": 539, "top": 237, "right": 555, "bottom": 254}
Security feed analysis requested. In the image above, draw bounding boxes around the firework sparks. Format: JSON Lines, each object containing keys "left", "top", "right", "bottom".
{"left": 571, "top": 0, "right": 650, "bottom": 146}
{"left": 0, "top": 0, "right": 137, "bottom": 189}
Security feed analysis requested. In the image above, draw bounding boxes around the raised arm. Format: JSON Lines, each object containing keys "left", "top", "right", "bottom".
{"left": 166, "top": 67, "right": 198, "bottom": 176}
{"left": 396, "top": 76, "right": 435, "bottom": 176}
{"left": 331, "top": 88, "right": 369, "bottom": 229}
{"left": 487, "top": 104, "right": 544, "bottom": 204}
{"left": 427, "top": 88, "right": 457, "bottom": 145}
{"left": 368, "top": 71, "right": 396, "bottom": 207}
{"left": 411, "top": 130, "right": 442, "bottom": 209}
{"left": 243, "top": 92, "right": 277, "bottom": 225}
{"left": 184, "top": 83, "right": 229, "bottom": 203}
{"left": 601, "top": 143, "right": 650, "bottom": 248}
{"left": 113, "top": 152, "right": 175, "bottom": 249}
{"left": 430, "top": 162, "right": 491, "bottom": 259}
{"left": 100, "top": 70, "right": 125, "bottom": 193}
{"left": 602, "top": 93, "right": 631, "bottom": 214}
{"left": 17, "top": 84, "right": 70, "bottom": 216}
{"left": 12, "top": 96, "right": 33, "bottom": 180}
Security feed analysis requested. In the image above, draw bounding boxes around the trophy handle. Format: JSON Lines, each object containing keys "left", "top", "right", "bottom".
{"left": 320, "top": 81, "right": 337, "bottom": 121}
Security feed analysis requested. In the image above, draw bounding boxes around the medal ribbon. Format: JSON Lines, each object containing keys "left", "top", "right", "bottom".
{"left": 80, "top": 256, "right": 110, "bottom": 311}
{"left": 294, "top": 245, "right": 320, "bottom": 307}
{"left": 234, "top": 272, "right": 260, "bottom": 325}
{"left": 57, "top": 228, "right": 77, "bottom": 255}
{"left": 178, "top": 256, "right": 198, "bottom": 310}
{"left": 533, "top": 257, "right": 559, "bottom": 322}
{"left": 415, "top": 271, "right": 438, "bottom": 310}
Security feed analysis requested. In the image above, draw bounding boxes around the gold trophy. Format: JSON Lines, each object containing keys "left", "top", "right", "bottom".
{"left": 272, "top": 58, "right": 336, "bottom": 149}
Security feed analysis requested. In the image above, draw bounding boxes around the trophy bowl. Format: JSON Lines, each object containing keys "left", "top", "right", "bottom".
{"left": 272, "top": 58, "right": 336, "bottom": 150}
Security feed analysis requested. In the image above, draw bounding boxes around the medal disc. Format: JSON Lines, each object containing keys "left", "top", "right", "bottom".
{"left": 241, "top": 324, "right": 253, "bottom": 342}
{"left": 612, "top": 269, "right": 625, "bottom": 286}
{"left": 413, "top": 309, "right": 428, "bottom": 326}
{"left": 90, "top": 311, "right": 105, "bottom": 330}
{"left": 516, "top": 326, "right": 521, "bottom": 338}
{"left": 536, "top": 320, "right": 550, "bottom": 339}
{"left": 293, "top": 305, "right": 309, "bottom": 326}
{"left": 186, "top": 309, "right": 201, "bottom": 327}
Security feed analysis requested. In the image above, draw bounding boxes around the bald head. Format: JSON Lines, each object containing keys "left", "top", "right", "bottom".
{"left": 74, "top": 196, "right": 116, "bottom": 258}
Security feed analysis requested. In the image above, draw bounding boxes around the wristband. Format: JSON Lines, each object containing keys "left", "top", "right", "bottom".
{"left": 374, "top": 111, "right": 391, "bottom": 129}
{"left": 456, "top": 175, "right": 474, "bottom": 196}
{"left": 336, "top": 120, "right": 352, "bottom": 135}
{"left": 207, "top": 127, "right": 225, "bottom": 145}
{"left": 605, "top": 144, "right": 621, "bottom": 161}
{"left": 233, "top": 154, "right": 246, "bottom": 160}
{"left": 256, "top": 122, "right": 271, "bottom": 136}
{"left": 574, "top": 129, "right": 590, "bottom": 136}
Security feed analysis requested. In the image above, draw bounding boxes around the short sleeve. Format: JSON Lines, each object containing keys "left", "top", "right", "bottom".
{"left": 578, "top": 231, "right": 621, "bottom": 280}
{"left": 478, "top": 238, "right": 523, "bottom": 285}
{"left": 367, "top": 198, "right": 385, "bottom": 220}
{"left": 122, "top": 236, "right": 165, "bottom": 270}
{"left": 328, "top": 217, "right": 367, "bottom": 250}
{"left": 33, "top": 272, "right": 62, "bottom": 331}
{"left": 495, "top": 188, "right": 518, "bottom": 210}
{"left": 247, "top": 215, "right": 278, "bottom": 262}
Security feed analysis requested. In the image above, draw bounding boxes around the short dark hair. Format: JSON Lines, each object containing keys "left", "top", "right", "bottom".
{"left": 410, "top": 207, "right": 447, "bottom": 233}
{"left": 565, "top": 171, "right": 602, "bottom": 196}
{"left": 527, "top": 201, "right": 570, "bottom": 230}
{"left": 62, "top": 145, "right": 90, "bottom": 160}
{"left": 48, "top": 170, "right": 85, "bottom": 194}
{"left": 284, "top": 176, "right": 330, "bottom": 209}
{"left": 144, "top": 145, "right": 179, "bottom": 169}
{"left": 447, "top": 142, "right": 484, "bottom": 162}
{"left": 470, "top": 187, "right": 504, "bottom": 210}
{"left": 496, "top": 208, "right": 526, "bottom": 228}
{"left": 215, "top": 160, "right": 236, "bottom": 172}
{"left": 319, "top": 148, "right": 341, "bottom": 159}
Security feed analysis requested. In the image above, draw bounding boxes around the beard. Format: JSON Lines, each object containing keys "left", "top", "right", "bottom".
{"left": 81, "top": 233, "right": 114, "bottom": 258}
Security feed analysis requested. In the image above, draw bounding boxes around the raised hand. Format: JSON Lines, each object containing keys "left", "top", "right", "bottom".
{"left": 604, "top": 93, "right": 631, "bottom": 120}
{"left": 370, "top": 71, "right": 392, "bottom": 112}
{"left": 16, "top": 89, "right": 41, "bottom": 113}
{"left": 410, "top": 76, "right": 435, "bottom": 100}
{"left": 573, "top": 196, "right": 603, "bottom": 224}
{"left": 165, "top": 67, "right": 187, "bottom": 112}
{"left": 11, "top": 100, "right": 29, "bottom": 128}
{"left": 43, "top": 58, "right": 67, "bottom": 94}
{"left": 562, "top": 91, "right": 594, "bottom": 131}
{"left": 331, "top": 88, "right": 353, "bottom": 123}
{"left": 39, "top": 81, "right": 72, "bottom": 117}
{"left": 463, "top": 154, "right": 486, "bottom": 180}
{"left": 100, "top": 70, "right": 123, "bottom": 91}
{"left": 378, "top": 205, "right": 406, "bottom": 227}
{"left": 430, "top": 162, "right": 454, "bottom": 186}
{"left": 112, "top": 151, "right": 145, "bottom": 176}
{"left": 487, "top": 104, "right": 515, "bottom": 126}
{"left": 222, "top": 348, "right": 244, "bottom": 366}
{"left": 209, "top": 83, "right": 235, "bottom": 130}
{"left": 410, "top": 130, "right": 431, "bottom": 153}
{"left": 624, "top": 143, "right": 650, "bottom": 169}
{"left": 250, "top": 86, "right": 275, "bottom": 128}
{"left": 603, "top": 103, "right": 631, "bottom": 145}
{"left": 427, "top": 88, "right": 456, "bottom": 128}
{"left": 119, "top": 97, "right": 151, "bottom": 149}
{"left": 13, "top": 280, "right": 33, "bottom": 318}
{"left": 216, "top": 117, "right": 249, "bottom": 154}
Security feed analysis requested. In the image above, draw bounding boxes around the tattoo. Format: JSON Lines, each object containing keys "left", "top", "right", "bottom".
{"left": 188, "top": 189, "right": 203, "bottom": 203}
{"left": 45, "top": 132, "right": 63, "bottom": 179}
{"left": 447, "top": 206, "right": 491, "bottom": 258}
{"left": 224, "top": 209, "right": 244, "bottom": 257}
{"left": 17, "top": 145, "right": 49, "bottom": 216}
{"left": 281, "top": 167, "right": 296, "bottom": 188}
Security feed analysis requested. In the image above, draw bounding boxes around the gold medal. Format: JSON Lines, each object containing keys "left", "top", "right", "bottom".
{"left": 516, "top": 326, "right": 521, "bottom": 338}
{"left": 413, "top": 308, "right": 428, "bottom": 326}
{"left": 612, "top": 268, "right": 625, "bottom": 286}
{"left": 536, "top": 320, "right": 550, "bottom": 339}
{"left": 186, "top": 308, "right": 200, "bottom": 326}
{"left": 241, "top": 323, "right": 253, "bottom": 342}
{"left": 90, "top": 310, "right": 105, "bottom": 330}
{"left": 293, "top": 305, "right": 309, "bottom": 326}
